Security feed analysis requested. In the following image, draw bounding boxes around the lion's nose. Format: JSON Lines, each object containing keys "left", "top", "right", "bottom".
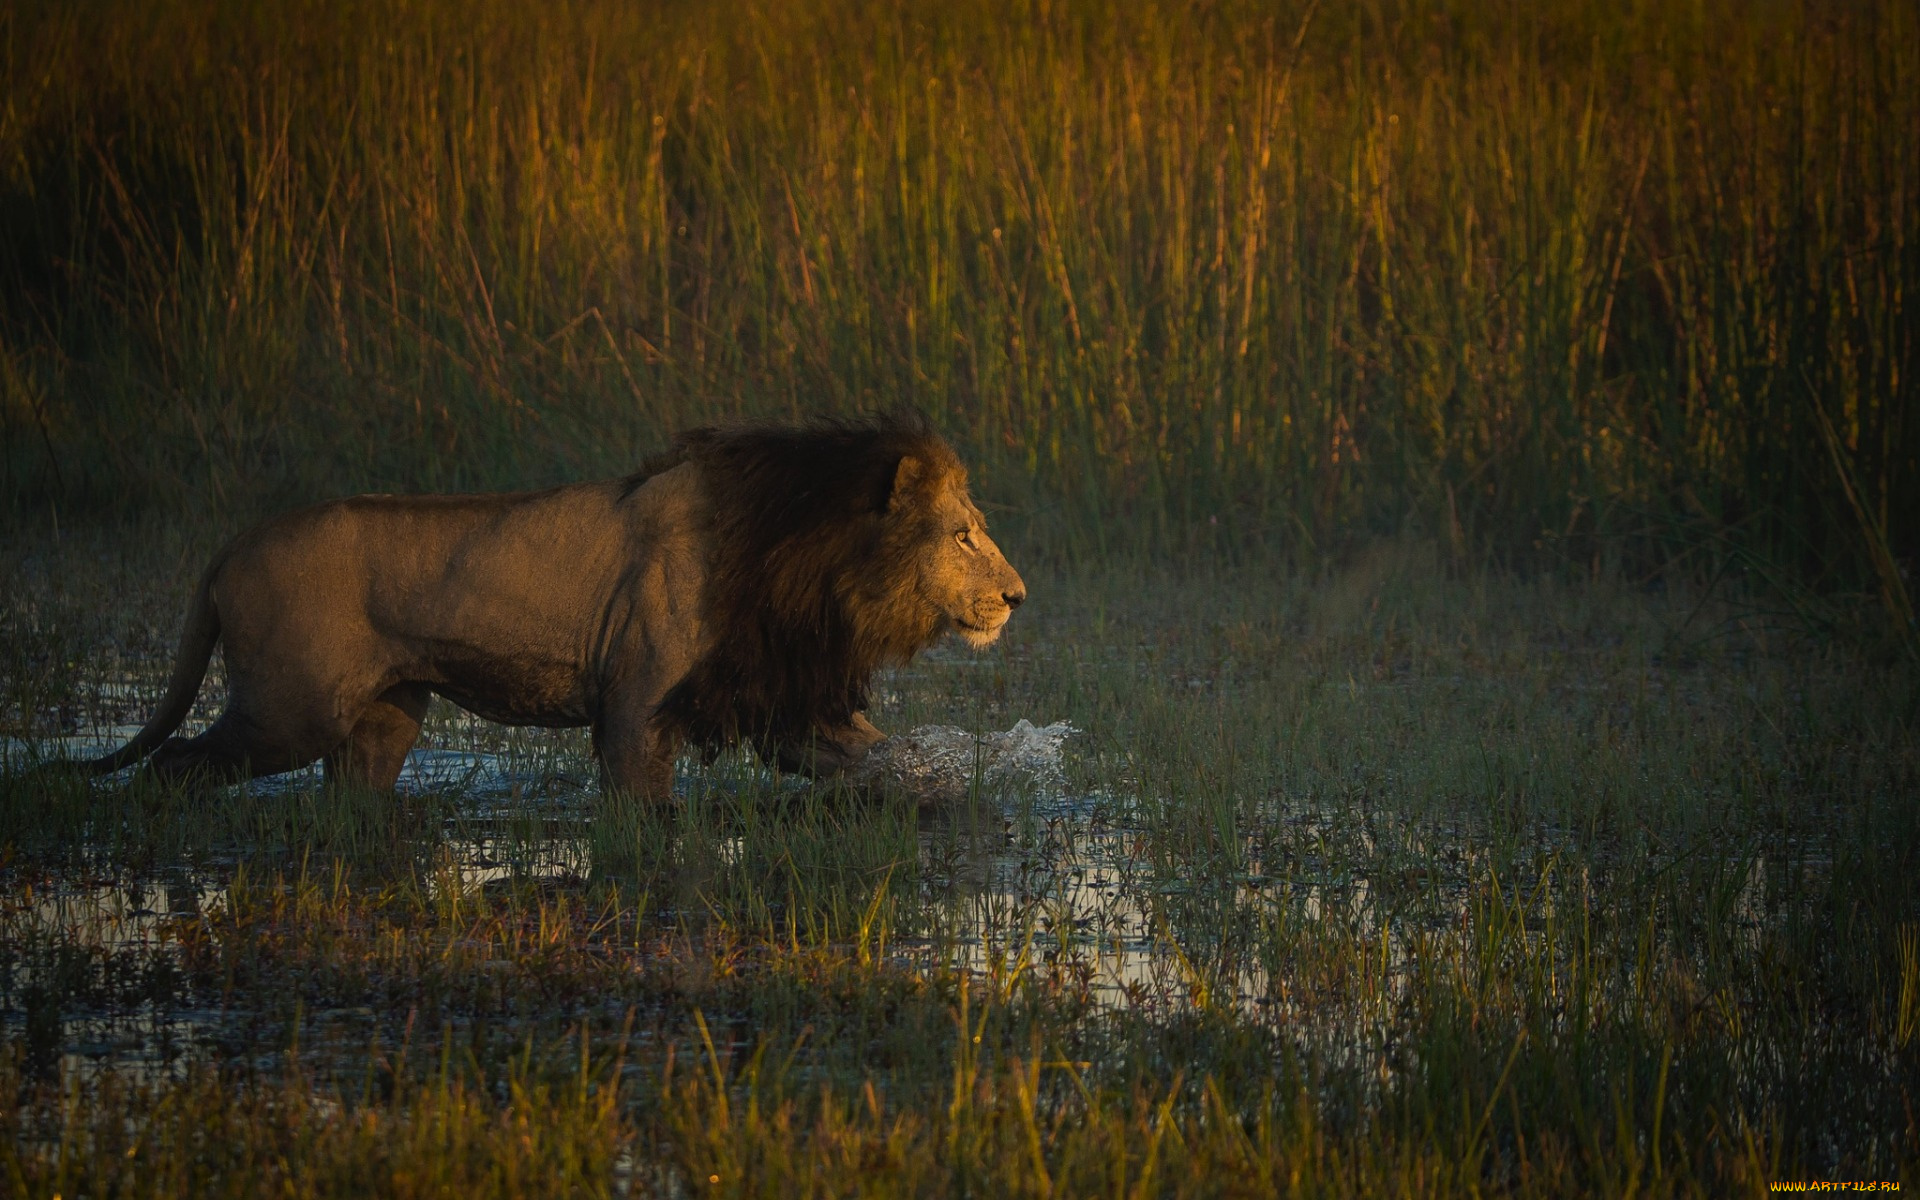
{"left": 1003, "top": 587, "right": 1026, "bottom": 610}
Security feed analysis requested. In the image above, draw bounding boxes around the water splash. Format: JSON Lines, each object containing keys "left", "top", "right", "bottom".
{"left": 848, "top": 719, "right": 1076, "bottom": 806}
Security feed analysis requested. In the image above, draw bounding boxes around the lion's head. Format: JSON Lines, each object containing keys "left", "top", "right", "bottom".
{"left": 650, "top": 412, "right": 1025, "bottom": 754}
{"left": 871, "top": 450, "right": 1025, "bottom": 650}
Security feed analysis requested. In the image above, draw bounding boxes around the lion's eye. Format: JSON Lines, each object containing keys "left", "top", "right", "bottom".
{"left": 955, "top": 529, "right": 975, "bottom": 550}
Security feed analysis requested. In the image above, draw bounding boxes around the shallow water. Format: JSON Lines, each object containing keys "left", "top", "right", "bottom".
{"left": 4, "top": 719, "right": 1179, "bottom": 1070}
{"left": 0, "top": 712, "right": 1491, "bottom": 1099}
{"left": 30, "top": 697, "right": 1792, "bottom": 1122}
{"left": 1, "top": 717, "right": 1358, "bottom": 1079}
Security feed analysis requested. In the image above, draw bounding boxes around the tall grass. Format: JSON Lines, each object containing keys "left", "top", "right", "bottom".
{"left": 0, "top": 0, "right": 1915, "bottom": 586}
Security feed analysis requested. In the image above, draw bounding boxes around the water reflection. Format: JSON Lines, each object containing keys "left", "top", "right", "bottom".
{"left": 2, "top": 871, "right": 229, "bottom": 1084}
{"left": 2, "top": 719, "right": 1498, "bottom": 1084}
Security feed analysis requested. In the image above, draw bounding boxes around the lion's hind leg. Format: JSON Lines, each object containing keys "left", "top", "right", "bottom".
{"left": 325, "top": 684, "right": 431, "bottom": 791}
{"left": 144, "top": 714, "right": 306, "bottom": 788}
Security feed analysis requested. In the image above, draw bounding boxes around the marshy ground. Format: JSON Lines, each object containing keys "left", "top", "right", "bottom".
{"left": 3, "top": 526, "right": 1914, "bottom": 1195}
{"left": 2, "top": 0, "right": 1916, "bottom": 1189}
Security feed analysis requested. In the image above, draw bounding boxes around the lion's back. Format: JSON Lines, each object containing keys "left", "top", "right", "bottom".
{"left": 201, "top": 471, "right": 711, "bottom": 702}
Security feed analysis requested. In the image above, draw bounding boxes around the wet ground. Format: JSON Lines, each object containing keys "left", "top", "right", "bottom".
{"left": 6, "top": 553, "right": 1912, "bottom": 1182}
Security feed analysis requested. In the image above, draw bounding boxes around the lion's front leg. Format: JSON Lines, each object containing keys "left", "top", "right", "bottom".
{"left": 594, "top": 695, "right": 680, "bottom": 808}
{"left": 775, "top": 712, "right": 886, "bottom": 779}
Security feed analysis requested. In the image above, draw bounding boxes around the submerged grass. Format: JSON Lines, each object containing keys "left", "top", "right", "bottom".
{"left": 2, "top": 527, "right": 1916, "bottom": 1193}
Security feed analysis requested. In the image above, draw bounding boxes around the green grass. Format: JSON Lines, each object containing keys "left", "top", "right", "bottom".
{"left": 0, "top": 0, "right": 1915, "bottom": 601}
{"left": 2, "top": 526, "right": 1916, "bottom": 1194}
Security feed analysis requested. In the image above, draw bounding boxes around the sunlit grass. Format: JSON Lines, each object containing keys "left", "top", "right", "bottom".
{"left": 0, "top": 0, "right": 1914, "bottom": 605}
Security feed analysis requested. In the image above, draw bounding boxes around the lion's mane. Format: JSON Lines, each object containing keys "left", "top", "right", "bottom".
{"left": 638, "top": 411, "right": 966, "bottom": 757}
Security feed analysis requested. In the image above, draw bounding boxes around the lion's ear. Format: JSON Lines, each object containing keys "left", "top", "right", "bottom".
{"left": 888, "top": 455, "right": 925, "bottom": 511}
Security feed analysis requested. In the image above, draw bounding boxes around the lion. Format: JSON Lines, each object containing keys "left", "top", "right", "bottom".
{"left": 82, "top": 412, "right": 1026, "bottom": 804}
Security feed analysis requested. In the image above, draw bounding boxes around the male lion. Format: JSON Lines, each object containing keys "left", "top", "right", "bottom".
{"left": 84, "top": 413, "right": 1025, "bottom": 804}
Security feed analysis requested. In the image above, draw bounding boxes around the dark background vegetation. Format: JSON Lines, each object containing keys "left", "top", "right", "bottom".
{"left": 0, "top": 0, "right": 1913, "bottom": 603}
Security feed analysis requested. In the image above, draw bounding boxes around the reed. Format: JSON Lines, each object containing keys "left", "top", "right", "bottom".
{"left": 0, "top": 0, "right": 1913, "bottom": 593}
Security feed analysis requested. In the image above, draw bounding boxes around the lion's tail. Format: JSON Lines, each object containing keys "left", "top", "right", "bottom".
{"left": 85, "top": 575, "right": 221, "bottom": 775}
